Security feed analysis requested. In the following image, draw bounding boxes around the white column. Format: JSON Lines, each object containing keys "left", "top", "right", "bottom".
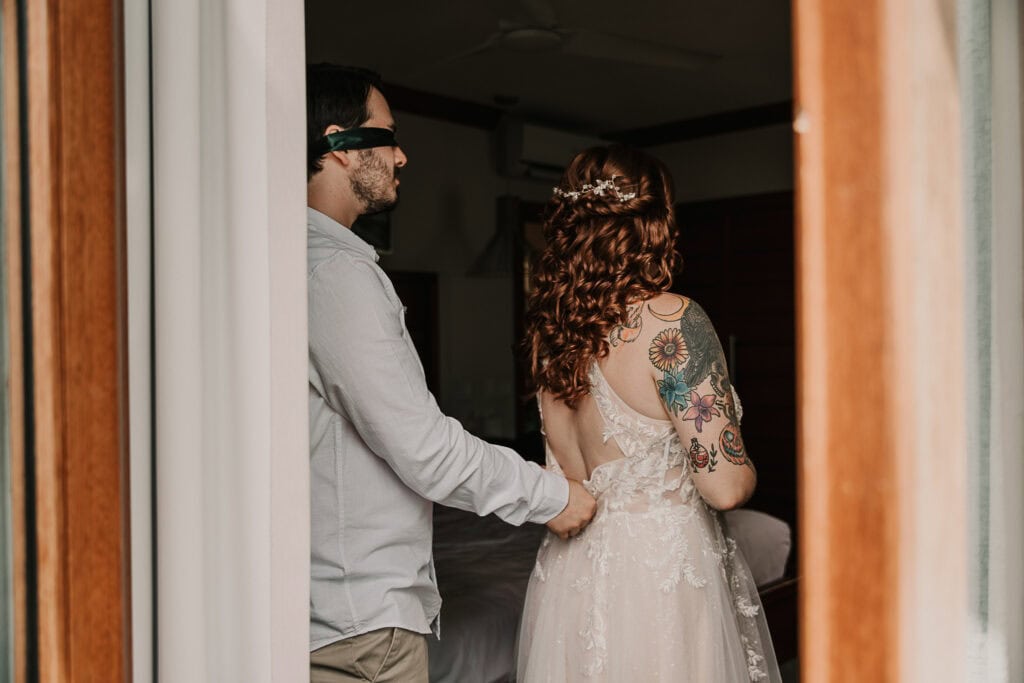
{"left": 151, "top": 0, "right": 308, "bottom": 680}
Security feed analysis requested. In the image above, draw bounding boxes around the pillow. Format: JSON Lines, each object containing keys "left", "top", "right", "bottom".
{"left": 722, "top": 509, "right": 791, "bottom": 586}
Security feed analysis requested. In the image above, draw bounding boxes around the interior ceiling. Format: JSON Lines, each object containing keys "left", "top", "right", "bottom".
{"left": 305, "top": 0, "right": 792, "bottom": 136}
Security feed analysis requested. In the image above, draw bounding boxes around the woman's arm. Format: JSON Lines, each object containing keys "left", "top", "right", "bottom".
{"left": 644, "top": 295, "right": 756, "bottom": 510}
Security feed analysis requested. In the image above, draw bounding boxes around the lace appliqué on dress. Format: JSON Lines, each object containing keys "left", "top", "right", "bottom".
{"left": 525, "top": 363, "right": 776, "bottom": 682}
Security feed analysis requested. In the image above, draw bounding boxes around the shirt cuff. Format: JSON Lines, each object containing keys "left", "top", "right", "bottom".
{"left": 527, "top": 468, "right": 571, "bottom": 524}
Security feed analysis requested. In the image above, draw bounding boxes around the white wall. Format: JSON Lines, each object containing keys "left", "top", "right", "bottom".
{"left": 651, "top": 124, "right": 795, "bottom": 202}
{"left": 380, "top": 114, "right": 543, "bottom": 438}
{"left": 380, "top": 112, "right": 794, "bottom": 438}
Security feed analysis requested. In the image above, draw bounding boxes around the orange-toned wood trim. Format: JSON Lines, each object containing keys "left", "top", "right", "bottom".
{"left": 3, "top": 0, "right": 27, "bottom": 680}
{"left": 796, "top": 0, "right": 968, "bottom": 678}
{"left": 793, "top": 0, "right": 899, "bottom": 680}
{"left": 24, "top": 0, "right": 131, "bottom": 680}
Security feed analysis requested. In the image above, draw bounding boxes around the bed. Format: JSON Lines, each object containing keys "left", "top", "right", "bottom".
{"left": 428, "top": 503, "right": 796, "bottom": 683}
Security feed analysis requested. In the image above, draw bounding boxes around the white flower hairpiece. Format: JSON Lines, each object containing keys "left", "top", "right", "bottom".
{"left": 553, "top": 178, "right": 637, "bottom": 203}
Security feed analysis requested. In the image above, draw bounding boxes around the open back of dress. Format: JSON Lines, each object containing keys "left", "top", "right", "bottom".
{"left": 517, "top": 362, "right": 781, "bottom": 682}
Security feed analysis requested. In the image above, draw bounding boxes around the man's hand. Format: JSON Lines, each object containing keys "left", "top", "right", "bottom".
{"left": 545, "top": 479, "right": 597, "bottom": 540}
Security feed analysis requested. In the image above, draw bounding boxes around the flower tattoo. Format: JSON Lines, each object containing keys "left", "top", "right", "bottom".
{"left": 657, "top": 371, "right": 690, "bottom": 415}
{"left": 648, "top": 328, "right": 689, "bottom": 372}
{"left": 681, "top": 391, "right": 721, "bottom": 432}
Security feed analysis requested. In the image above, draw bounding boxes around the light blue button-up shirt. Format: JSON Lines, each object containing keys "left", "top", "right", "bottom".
{"left": 307, "top": 208, "right": 568, "bottom": 650}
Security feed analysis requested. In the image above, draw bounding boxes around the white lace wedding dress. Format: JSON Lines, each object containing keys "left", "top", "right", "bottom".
{"left": 516, "top": 363, "right": 781, "bottom": 682}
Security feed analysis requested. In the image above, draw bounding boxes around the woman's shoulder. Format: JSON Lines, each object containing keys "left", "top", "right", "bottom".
{"left": 606, "top": 292, "right": 686, "bottom": 353}
{"left": 643, "top": 292, "right": 691, "bottom": 319}
{"left": 607, "top": 292, "right": 716, "bottom": 373}
{"left": 611, "top": 292, "right": 705, "bottom": 339}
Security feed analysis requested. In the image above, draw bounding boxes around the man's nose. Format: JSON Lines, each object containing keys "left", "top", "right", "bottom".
{"left": 394, "top": 145, "right": 408, "bottom": 168}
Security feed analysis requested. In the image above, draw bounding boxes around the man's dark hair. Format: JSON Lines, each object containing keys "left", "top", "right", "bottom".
{"left": 306, "top": 64, "right": 384, "bottom": 179}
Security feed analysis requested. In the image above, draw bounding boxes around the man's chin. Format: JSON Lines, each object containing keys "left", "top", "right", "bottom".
{"left": 363, "top": 194, "right": 399, "bottom": 216}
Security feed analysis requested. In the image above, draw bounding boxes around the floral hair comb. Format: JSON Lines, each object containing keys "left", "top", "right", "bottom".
{"left": 552, "top": 178, "right": 637, "bottom": 203}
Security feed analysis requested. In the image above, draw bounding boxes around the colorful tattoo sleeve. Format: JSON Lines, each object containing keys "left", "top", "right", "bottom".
{"left": 647, "top": 297, "right": 753, "bottom": 474}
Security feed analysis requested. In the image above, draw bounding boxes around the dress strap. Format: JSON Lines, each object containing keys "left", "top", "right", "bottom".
{"left": 535, "top": 394, "right": 547, "bottom": 437}
{"left": 730, "top": 385, "right": 744, "bottom": 424}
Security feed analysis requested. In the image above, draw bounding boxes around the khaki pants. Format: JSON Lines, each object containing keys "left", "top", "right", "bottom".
{"left": 310, "top": 628, "right": 428, "bottom": 683}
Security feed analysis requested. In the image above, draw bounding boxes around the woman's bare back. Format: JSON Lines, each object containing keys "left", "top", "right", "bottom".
{"left": 540, "top": 292, "right": 756, "bottom": 511}
{"left": 540, "top": 292, "right": 685, "bottom": 481}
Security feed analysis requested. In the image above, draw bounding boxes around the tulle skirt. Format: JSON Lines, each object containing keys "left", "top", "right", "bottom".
{"left": 516, "top": 501, "right": 781, "bottom": 682}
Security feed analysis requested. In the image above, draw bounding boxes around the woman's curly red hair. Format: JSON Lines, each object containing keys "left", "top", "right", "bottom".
{"left": 524, "top": 145, "right": 679, "bottom": 407}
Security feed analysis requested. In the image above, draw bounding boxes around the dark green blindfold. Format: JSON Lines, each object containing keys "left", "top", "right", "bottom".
{"left": 311, "top": 127, "right": 398, "bottom": 158}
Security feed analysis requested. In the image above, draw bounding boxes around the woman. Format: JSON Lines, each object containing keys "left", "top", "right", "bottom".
{"left": 516, "top": 146, "right": 781, "bottom": 682}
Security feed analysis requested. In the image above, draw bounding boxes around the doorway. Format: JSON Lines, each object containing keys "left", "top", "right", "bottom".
{"left": 305, "top": 1, "right": 800, "bottom": 679}
{"left": 3, "top": 1, "right": 1021, "bottom": 681}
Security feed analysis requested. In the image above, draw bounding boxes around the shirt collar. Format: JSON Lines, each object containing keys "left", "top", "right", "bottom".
{"left": 307, "top": 207, "right": 379, "bottom": 262}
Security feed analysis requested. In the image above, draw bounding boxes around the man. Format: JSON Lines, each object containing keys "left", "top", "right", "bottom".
{"left": 306, "top": 65, "right": 597, "bottom": 683}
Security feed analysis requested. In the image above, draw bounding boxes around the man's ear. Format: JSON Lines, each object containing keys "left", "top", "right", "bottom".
{"left": 323, "top": 124, "right": 352, "bottom": 167}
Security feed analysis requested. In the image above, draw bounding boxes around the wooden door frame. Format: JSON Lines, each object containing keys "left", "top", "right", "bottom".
{"left": 794, "top": 1, "right": 898, "bottom": 676}
{"left": 5, "top": 0, "right": 131, "bottom": 680}
{"left": 794, "top": 0, "right": 967, "bottom": 680}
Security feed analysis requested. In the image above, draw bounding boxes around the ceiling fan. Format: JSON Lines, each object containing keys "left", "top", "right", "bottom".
{"left": 420, "top": 0, "right": 718, "bottom": 73}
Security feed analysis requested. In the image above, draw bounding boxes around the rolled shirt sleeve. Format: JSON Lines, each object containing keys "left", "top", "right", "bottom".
{"left": 308, "top": 251, "right": 568, "bottom": 525}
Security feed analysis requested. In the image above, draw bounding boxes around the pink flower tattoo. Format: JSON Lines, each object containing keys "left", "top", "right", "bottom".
{"left": 681, "top": 391, "right": 721, "bottom": 432}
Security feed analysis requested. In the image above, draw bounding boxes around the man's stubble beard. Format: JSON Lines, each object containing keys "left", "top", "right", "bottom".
{"left": 350, "top": 148, "right": 399, "bottom": 216}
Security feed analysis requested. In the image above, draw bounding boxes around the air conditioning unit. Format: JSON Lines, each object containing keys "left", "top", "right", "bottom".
{"left": 496, "top": 117, "right": 606, "bottom": 179}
